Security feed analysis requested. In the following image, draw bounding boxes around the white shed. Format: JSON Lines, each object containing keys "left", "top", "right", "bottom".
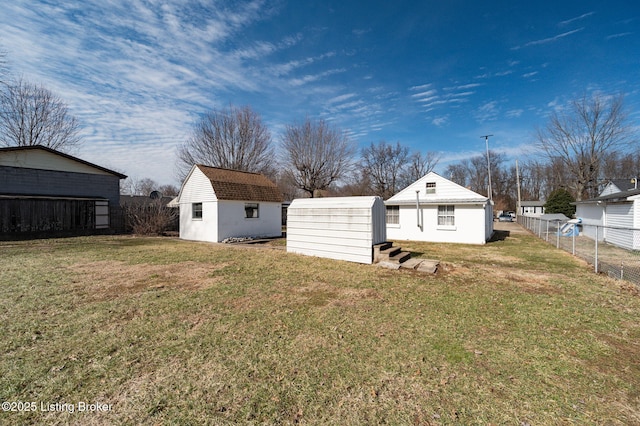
{"left": 177, "top": 165, "right": 283, "bottom": 243}
{"left": 385, "top": 171, "right": 493, "bottom": 244}
{"left": 575, "top": 187, "right": 640, "bottom": 250}
{"left": 286, "top": 196, "right": 387, "bottom": 264}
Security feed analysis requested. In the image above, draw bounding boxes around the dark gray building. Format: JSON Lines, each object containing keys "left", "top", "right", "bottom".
{"left": 0, "top": 145, "right": 127, "bottom": 238}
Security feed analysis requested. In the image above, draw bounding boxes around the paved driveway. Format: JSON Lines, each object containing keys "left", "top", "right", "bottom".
{"left": 493, "top": 219, "right": 529, "bottom": 235}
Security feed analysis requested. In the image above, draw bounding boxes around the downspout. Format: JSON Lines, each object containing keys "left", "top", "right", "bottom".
{"left": 415, "top": 190, "right": 421, "bottom": 228}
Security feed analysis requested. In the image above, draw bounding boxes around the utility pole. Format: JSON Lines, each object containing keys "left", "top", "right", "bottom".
{"left": 481, "top": 135, "right": 493, "bottom": 202}
{"left": 516, "top": 159, "right": 522, "bottom": 219}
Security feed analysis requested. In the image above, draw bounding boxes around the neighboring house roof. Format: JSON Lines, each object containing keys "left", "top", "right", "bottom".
{"left": 605, "top": 179, "right": 638, "bottom": 193}
{"left": 385, "top": 171, "right": 489, "bottom": 206}
{"left": 575, "top": 188, "right": 640, "bottom": 204}
{"left": 0, "top": 145, "right": 127, "bottom": 179}
{"left": 520, "top": 200, "right": 545, "bottom": 207}
{"left": 194, "top": 164, "right": 283, "bottom": 203}
{"left": 538, "top": 213, "right": 570, "bottom": 221}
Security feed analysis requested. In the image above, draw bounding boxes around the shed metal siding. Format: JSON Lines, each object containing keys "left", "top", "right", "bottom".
{"left": 605, "top": 203, "right": 634, "bottom": 250}
{"left": 286, "top": 196, "right": 386, "bottom": 264}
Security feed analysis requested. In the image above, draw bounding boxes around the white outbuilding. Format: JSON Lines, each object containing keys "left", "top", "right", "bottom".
{"left": 575, "top": 183, "right": 640, "bottom": 250}
{"left": 385, "top": 171, "right": 493, "bottom": 245}
{"left": 177, "top": 164, "right": 283, "bottom": 242}
{"left": 286, "top": 196, "right": 387, "bottom": 264}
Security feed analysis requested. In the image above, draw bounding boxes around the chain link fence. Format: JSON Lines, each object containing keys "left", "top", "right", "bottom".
{"left": 518, "top": 215, "right": 640, "bottom": 286}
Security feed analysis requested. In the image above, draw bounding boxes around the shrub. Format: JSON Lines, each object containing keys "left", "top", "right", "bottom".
{"left": 122, "top": 200, "right": 178, "bottom": 235}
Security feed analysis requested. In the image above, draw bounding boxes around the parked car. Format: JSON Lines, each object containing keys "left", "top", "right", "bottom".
{"left": 498, "top": 213, "right": 513, "bottom": 222}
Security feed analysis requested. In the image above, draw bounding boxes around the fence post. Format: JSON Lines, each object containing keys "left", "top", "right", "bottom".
{"left": 595, "top": 226, "right": 599, "bottom": 274}
{"left": 556, "top": 223, "right": 560, "bottom": 248}
{"left": 572, "top": 228, "right": 576, "bottom": 255}
{"left": 545, "top": 220, "right": 548, "bottom": 242}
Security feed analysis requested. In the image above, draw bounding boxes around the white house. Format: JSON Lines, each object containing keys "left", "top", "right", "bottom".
{"left": 575, "top": 183, "right": 640, "bottom": 250}
{"left": 177, "top": 165, "right": 283, "bottom": 242}
{"left": 385, "top": 171, "right": 493, "bottom": 245}
{"left": 286, "top": 196, "right": 386, "bottom": 264}
{"left": 519, "top": 200, "right": 545, "bottom": 217}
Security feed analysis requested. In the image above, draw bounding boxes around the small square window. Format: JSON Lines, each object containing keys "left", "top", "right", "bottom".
{"left": 426, "top": 182, "right": 436, "bottom": 194}
{"left": 245, "top": 203, "right": 259, "bottom": 218}
{"left": 386, "top": 205, "right": 399, "bottom": 225}
{"left": 192, "top": 203, "right": 203, "bottom": 219}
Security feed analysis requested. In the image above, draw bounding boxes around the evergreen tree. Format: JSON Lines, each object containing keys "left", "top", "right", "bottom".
{"left": 544, "top": 188, "right": 576, "bottom": 217}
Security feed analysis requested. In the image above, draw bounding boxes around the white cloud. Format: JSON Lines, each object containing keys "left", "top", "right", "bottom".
{"left": 512, "top": 28, "right": 584, "bottom": 50}
{"left": 474, "top": 101, "right": 500, "bottom": 122}
{"left": 559, "top": 12, "right": 595, "bottom": 26}
{"left": 432, "top": 116, "right": 449, "bottom": 127}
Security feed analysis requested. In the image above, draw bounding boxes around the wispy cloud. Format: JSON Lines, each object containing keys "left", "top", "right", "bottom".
{"left": 474, "top": 101, "right": 500, "bottom": 122}
{"left": 432, "top": 116, "right": 449, "bottom": 127}
{"left": 606, "top": 32, "right": 633, "bottom": 40}
{"left": 511, "top": 28, "right": 584, "bottom": 50}
{"left": 559, "top": 12, "right": 594, "bottom": 26}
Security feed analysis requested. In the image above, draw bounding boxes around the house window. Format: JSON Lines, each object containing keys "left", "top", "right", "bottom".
{"left": 437, "top": 205, "right": 455, "bottom": 226}
{"left": 245, "top": 203, "right": 259, "bottom": 218}
{"left": 192, "top": 203, "right": 203, "bottom": 219}
{"left": 386, "top": 205, "right": 399, "bottom": 225}
{"left": 426, "top": 182, "right": 436, "bottom": 194}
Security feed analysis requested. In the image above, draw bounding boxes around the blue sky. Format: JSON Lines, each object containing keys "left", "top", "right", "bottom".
{"left": 1, "top": 0, "right": 639, "bottom": 187}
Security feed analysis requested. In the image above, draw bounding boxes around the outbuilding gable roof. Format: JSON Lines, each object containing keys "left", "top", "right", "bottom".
{"left": 195, "top": 164, "right": 283, "bottom": 203}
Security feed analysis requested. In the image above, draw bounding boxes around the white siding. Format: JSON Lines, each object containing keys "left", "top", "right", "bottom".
{"left": 605, "top": 203, "right": 634, "bottom": 250}
{"left": 576, "top": 203, "right": 605, "bottom": 240}
{"left": 286, "top": 196, "right": 386, "bottom": 264}
{"left": 178, "top": 166, "right": 218, "bottom": 242}
{"left": 387, "top": 171, "right": 488, "bottom": 204}
{"left": 600, "top": 183, "right": 622, "bottom": 196}
{"left": 180, "top": 200, "right": 219, "bottom": 242}
{"left": 387, "top": 203, "right": 489, "bottom": 244}
{"left": 485, "top": 202, "right": 494, "bottom": 241}
{"left": 217, "top": 200, "right": 282, "bottom": 240}
{"left": 0, "top": 149, "right": 113, "bottom": 176}
{"left": 178, "top": 167, "right": 218, "bottom": 204}
{"left": 386, "top": 171, "right": 490, "bottom": 244}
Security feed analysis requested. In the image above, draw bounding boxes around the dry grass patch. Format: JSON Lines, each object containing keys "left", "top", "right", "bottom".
{"left": 67, "top": 260, "right": 228, "bottom": 301}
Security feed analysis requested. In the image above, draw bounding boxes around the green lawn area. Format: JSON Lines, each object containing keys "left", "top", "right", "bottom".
{"left": 1, "top": 231, "right": 639, "bottom": 425}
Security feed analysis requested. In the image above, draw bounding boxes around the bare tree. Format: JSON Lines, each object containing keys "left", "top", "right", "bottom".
{"left": 177, "top": 104, "right": 274, "bottom": 180}
{"left": 0, "top": 47, "right": 8, "bottom": 85}
{"left": 281, "top": 118, "right": 355, "bottom": 198}
{"left": 158, "top": 184, "right": 179, "bottom": 197}
{"left": 0, "top": 78, "right": 81, "bottom": 152}
{"left": 535, "top": 93, "right": 636, "bottom": 200}
{"left": 401, "top": 150, "right": 441, "bottom": 188}
{"left": 361, "top": 140, "right": 409, "bottom": 198}
{"left": 445, "top": 162, "right": 470, "bottom": 188}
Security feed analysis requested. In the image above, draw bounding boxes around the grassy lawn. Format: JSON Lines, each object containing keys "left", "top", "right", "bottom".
{"left": 1, "top": 231, "right": 639, "bottom": 425}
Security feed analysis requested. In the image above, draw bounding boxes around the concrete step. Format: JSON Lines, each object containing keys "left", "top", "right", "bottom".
{"left": 389, "top": 251, "right": 411, "bottom": 264}
{"left": 399, "top": 258, "right": 440, "bottom": 274}
{"left": 378, "top": 246, "right": 401, "bottom": 260}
